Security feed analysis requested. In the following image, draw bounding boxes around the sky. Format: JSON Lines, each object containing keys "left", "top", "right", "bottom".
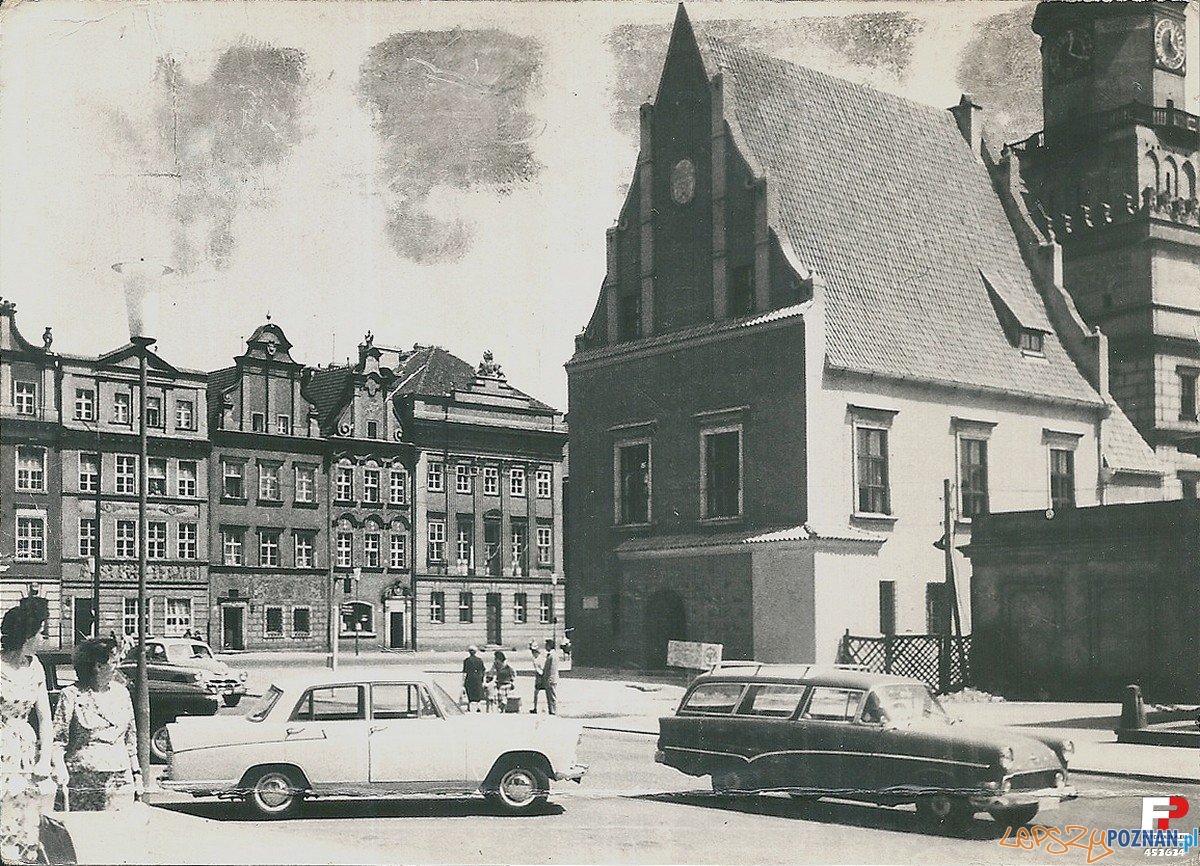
{"left": 1, "top": 0, "right": 1197, "bottom": 409}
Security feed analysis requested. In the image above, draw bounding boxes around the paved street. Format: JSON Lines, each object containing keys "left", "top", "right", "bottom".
{"left": 147, "top": 729, "right": 1200, "bottom": 865}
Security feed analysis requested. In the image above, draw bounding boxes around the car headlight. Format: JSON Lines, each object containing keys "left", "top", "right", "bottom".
{"left": 998, "top": 746, "right": 1015, "bottom": 771}
{"left": 1059, "top": 740, "right": 1074, "bottom": 765}
{"left": 239, "top": 671, "right": 248, "bottom": 681}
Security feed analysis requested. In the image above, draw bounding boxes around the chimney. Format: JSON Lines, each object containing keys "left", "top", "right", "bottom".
{"left": 948, "top": 94, "right": 983, "bottom": 161}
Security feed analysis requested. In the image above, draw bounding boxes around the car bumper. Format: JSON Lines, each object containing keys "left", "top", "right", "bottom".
{"left": 970, "top": 785, "right": 1078, "bottom": 811}
{"left": 160, "top": 777, "right": 240, "bottom": 796}
{"left": 205, "top": 683, "right": 247, "bottom": 696}
{"left": 555, "top": 763, "right": 588, "bottom": 783}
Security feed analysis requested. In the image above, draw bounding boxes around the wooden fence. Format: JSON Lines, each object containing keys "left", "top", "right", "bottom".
{"left": 836, "top": 631, "right": 971, "bottom": 694}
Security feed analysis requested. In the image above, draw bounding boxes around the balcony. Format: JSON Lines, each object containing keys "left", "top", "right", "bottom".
{"left": 1010, "top": 100, "right": 1200, "bottom": 157}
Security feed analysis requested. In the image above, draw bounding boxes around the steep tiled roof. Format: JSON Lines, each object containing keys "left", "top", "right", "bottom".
{"left": 205, "top": 366, "right": 238, "bottom": 419}
{"left": 1103, "top": 404, "right": 1163, "bottom": 475}
{"left": 304, "top": 366, "right": 354, "bottom": 427}
{"left": 392, "top": 347, "right": 476, "bottom": 399}
{"left": 700, "top": 35, "right": 1102, "bottom": 406}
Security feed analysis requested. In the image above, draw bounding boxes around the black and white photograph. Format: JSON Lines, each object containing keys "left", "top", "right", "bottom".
{"left": 0, "top": 0, "right": 1198, "bottom": 863}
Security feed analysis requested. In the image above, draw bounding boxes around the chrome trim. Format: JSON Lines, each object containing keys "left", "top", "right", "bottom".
{"left": 661, "top": 744, "right": 990, "bottom": 770}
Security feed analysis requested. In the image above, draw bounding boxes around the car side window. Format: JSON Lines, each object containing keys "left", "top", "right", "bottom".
{"left": 292, "top": 685, "right": 365, "bottom": 722}
{"left": 679, "top": 682, "right": 746, "bottom": 715}
{"left": 802, "top": 687, "right": 864, "bottom": 722}
{"left": 735, "top": 684, "right": 808, "bottom": 718}
{"left": 371, "top": 683, "right": 438, "bottom": 720}
{"left": 147, "top": 645, "right": 167, "bottom": 663}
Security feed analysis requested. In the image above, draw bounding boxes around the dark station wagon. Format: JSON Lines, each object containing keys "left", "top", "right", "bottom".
{"left": 656, "top": 664, "right": 1076, "bottom": 829}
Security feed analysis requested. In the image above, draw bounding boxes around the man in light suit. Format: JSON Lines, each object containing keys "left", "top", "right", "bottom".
{"left": 541, "top": 639, "right": 560, "bottom": 715}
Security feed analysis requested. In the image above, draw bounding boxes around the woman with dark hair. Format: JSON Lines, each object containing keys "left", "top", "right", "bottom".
{"left": 0, "top": 596, "right": 58, "bottom": 863}
{"left": 486, "top": 650, "right": 516, "bottom": 713}
{"left": 53, "top": 637, "right": 140, "bottom": 811}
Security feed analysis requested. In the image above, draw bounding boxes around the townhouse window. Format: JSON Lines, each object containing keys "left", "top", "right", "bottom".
{"left": 295, "top": 465, "right": 316, "bottom": 503}
{"left": 164, "top": 599, "right": 192, "bottom": 637}
{"left": 701, "top": 427, "right": 742, "bottom": 519}
{"left": 177, "top": 523, "right": 197, "bottom": 560}
{"left": 855, "top": 427, "right": 891, "bottom": 516}
{"left": 959, "top": 438, "right": 989, "bottom": 519}
{"left": 1180, "top": 370, "right": 1198, "bottom": 422}
{"left": 258, "top": 463, "right": 281, "bottom": 501}
{"left": 389, "top": 534, "right": 407, "bottom": 569}
{"left": 456, "top": 520, "right": 474, "bottom": 570}
{"left": 925, "top": 583, "right": 950, "bottom": 635}
{"left": 615, "top": 440, "right": 651, "bottom": 525}
{"left": 335, "top": 532, "right": 353, "bottom": 568}
{"left": 123, "top": 598, "right": 150, "bottom": 637}
{"left": 16, "top": 446, "right": 46, "bottom": 492}
{"left": 511, "top": 522, "right": 527, "bottom": 576}
{"left": 510, "top": 466, "right": 526, "bottom": 498}
{"left": 146, "top": 522, "right": 167, "bottom": 559}
{"left": 366, "top": 421, "right": 378, "bottom": 439}
{"left": 251, "top": 413, "right": 266, "bottom": 433}
{"left": 116, "top": 455, "right": 137, "bottom": 495}
{"left": 145, "top": 395, "right": 162, "bottom": 428}
{"left": 292, "top": 607, "right": 311, "bottom": 637}
{"left": 176, "top": 399, "right": 195, "bottom": 431}
{"left": 259, "top": 529, "right": 281, "bottom": 567}
{"left": 113, "top": 392, "right": 130, "bottom": 425}
{"left": 458, "top": 591, "right": 473, "bottom": 624}
{"left": 484, "top": 519, "right": 501, "bottom": 576}
{"left": 148, "top": 458, "right": 167, "bottom": 496}
{"left": 364, "top": 532, "right": 381, "bottom": 568}
{"left": 265, "top": 606, "right": 284, "bottom": 638}
{"left": 14, "top": 382, "right": 36, "bottom": 415}
{"left": 879, "top": 581, "right": 896, "bottom": 636}
{"left": 536, "top": 468, "right": 552, "bottom": 499}
{"left": 728, "top": 264, "right": 755, "bottom": 317}
{"left": 222, "top": 461, "right": 244, "bottom": 500}
{"left": 1049, "top": 448, "right": 1076, "bottom": 511}
{"left": 294, "top": 532, "right": 315, "bottom": 568}
{"left": 536, "top": 524, "right": 552, "bottom": 567}
{"left": 79, "top": 453, "right": 99, "bottom": 494}
{"left": 74, "top": 388, "right": 95, "bottom": 421}
{"left": 427, "top": 519, "right": 446, "bottom": 562}
{"left": 513, "top": 592, "right": 527, "bottom": 624}
{"left": 427, "top": 461, "right": 444, "bottom": 493}
{"left": 178, "top": 461, "right": 197, "bottom": 497}
{"left": 456, "top": 464, "right": 473, "bottom": 495}
{"left": 16, "top": 514, "right": 45, "bottom": 561}
{"left": 276, "top": 414, "right": 291, "bottom": 435}
{"left": 1181, "top": 474, "right": 1199, "bottom": 499}
{"left": 221, "top": 528, "right": 244, "bottom": 566}
{"left": 79, "top": 518, "right": 98, "bottom": 558}
{"left": 482, "top": 466, "right": 499, "bottom": 496}
{"left": 363, "top": 468, "right": 381, "bottom": 504}
{"left": 539, "top": 593, "right": 553, "bottom": 625}
{"left": 430, "top": 591, "right": 445, "bottom": 624}
{"left": 335, "top": 466, "right": 354, "bottom": 502}
{"left": 389, "top": 468, "right": 407, "bottom": 505}
{"left": 617, "top": 292, "right": 641, "bottom": 342}
{"left": 116, "top": 520, "right": 137, "bottom": 559}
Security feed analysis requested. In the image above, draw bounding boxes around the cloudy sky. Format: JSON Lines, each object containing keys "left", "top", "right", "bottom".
{"left": 2, "top": 0, "right": 1197, "bottom": 408}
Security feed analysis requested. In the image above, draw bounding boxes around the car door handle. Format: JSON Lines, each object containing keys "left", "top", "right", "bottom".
{"left": 285, "top": 727, "right": 305, "bottom": 737}
{"left": 370, "top": 726, "right": 387, "bottom": 734}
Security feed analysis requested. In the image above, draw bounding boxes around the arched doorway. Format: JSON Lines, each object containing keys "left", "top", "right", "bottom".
{"left": 644, "top": 590, "right": 686, "bottom": 669}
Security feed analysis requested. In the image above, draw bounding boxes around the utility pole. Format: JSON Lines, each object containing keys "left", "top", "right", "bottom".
{"left": 133, "top": 335, "right": 154, "bottom": 780}
{"left": 942, "top": 478, "right": 966, "bottom": 685}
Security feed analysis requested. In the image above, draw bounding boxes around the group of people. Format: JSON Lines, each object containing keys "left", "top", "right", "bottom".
{"left": 1, "top": 597, "right": 142, "bottom": 864}
{"left": 461, "top": 639, "right": 562, "bottom": 714}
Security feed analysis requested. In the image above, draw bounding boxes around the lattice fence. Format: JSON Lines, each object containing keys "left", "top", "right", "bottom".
{"left": 837, "top": 631, "right": 971, "bottom": 694}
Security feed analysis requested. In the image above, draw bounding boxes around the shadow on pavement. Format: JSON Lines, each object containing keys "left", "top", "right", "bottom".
{"left": 156, "top": 797, "right": 565, "bottom": 822}
{"left": 1012, "top": 716, "right": 1120, "bottom": 731}
{"left": 633, "top": 792, "right": 1011, "bottom": 840}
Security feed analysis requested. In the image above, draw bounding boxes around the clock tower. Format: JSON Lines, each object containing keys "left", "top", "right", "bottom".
{"left": 1017, "top": 1, "right": 1200, "bottom": 495}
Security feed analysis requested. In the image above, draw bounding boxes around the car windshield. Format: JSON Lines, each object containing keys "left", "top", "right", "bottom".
{"left": 428, "top": 681, "right": 463, "bottom": 717}
{"left": 868, "top": 684, "right": 949, "bottom": 725}
{"left": 246, "top": 685, "right": 283, "bottom": 722}
{"left": 166, "top": 643, "right": 213, "bottom": 664}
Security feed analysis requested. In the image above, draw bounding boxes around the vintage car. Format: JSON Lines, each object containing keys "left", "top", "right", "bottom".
{"left": 655, "top": 664, "right": 1075, "bottom": 829}
{"left": 162, "top": 669, "right": 588, "bottom": 818}
{"left": 120, "top": 637, "right": 249, "bottom": 708}
{"left": 41, "top": 650, "right": 220, "bottom": 762}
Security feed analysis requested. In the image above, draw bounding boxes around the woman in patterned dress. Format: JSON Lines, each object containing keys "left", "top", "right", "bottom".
{"left": 53, "top": 638, "right": 141, "bottom": 811}
{"left": 0, "top": 596, "right": 57, "bottom": 864}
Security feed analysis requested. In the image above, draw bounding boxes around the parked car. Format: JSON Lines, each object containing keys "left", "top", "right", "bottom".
{"left": 40, "top": 649, "right": 220, "bottom": 762}
{"left": 120, "top": 637, "right": 248, "bottom": 708}
{"left": 655, "top": 664, "right": 1075, "bottom": 829}
{"left": 162, "top": 669, "right": 588, "bottom": 818}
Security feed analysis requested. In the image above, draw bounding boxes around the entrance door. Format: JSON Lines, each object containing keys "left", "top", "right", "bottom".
{"left": 221, "top": 605, "right": 245, "bottom": 651}
{"left": 486, "top": 593, "right": 502, "bottom": 646}
{"left": 389, "top": 610, "right": 407, "bottom": 649}
{"left": 645, "top": 590, "right": 686, "bottom": 669}
{"left": 73, "top": 598, "right": 96, "bottom": 643}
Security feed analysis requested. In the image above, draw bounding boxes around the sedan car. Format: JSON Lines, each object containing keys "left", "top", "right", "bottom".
{"left": 162, "top": 669, "right": 588, "bottom": 818}
{"left": 656, "top": 664, "right": 1075, "bottom": 829}
{"left": 120, "top": 637, "right": 249, "bottom": 708}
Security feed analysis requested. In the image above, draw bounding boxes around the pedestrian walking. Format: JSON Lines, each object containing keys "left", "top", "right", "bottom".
{"left": 486, "top": 651, "right": 516, "bottom": 713}
{"left": 461, "top": 646, "right": 486, "bottom": 712}
{"left": 542, "top": 639, "right": 560, "bottom": 715}
{"left": 529, "top": 641, "right": 546, "bottom": 713}
{"left": 54, "top": 637, "right": 141, "bottom": 811}
{"left": 1, "top": 596, "right": 63, "bottom": 865}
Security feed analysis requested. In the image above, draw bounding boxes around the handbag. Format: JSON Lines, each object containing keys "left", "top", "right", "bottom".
{"left": 37, "top": 814, "right": 77, "bottom": 865}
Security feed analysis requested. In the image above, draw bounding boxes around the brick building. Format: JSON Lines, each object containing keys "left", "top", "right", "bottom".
{"left": 566, "top": 7, "right": 1163, "bottom": 669}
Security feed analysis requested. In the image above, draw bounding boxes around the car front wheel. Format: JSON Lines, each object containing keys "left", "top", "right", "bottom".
{"left": 487, "top": 762, "right": 549, "bottom": 815}
{"left": 150, "top": 724, "right": 172, "bottom": 763}
{"left": 991, "top": 803, "right": 1039, "bottom": 828}
{"left": 245, "top": 767, "right": 305, "bottom": 819}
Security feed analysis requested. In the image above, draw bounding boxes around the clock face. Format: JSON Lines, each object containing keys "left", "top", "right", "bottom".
{"left": 670, "top": 158, "right": 695, "bottom": 205}
{"left": 1155, "top": 18, "right": 1186, "bottom": 74}
{"left": 1046, "top": 27, "right": 1094, "bottom": 81}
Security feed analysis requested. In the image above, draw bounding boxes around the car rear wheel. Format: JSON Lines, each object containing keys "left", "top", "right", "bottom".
{"left": 711, "top": 763, "right": 755, "bottom": 797}
{"left": 245, "top": 767, "right": 305, "bottom": 819}
{"left": 150, "top": 724, "right": 172, "bottom": 763}
{"left": 486, "top": 762, "right": 549, "bottom": 815}
{"left": 991, "top": 803, "right": 1039, "bottom": 828}
{"left": 917, "top": 793, "right": 973, "bottom": 831}
{"left": 223, "top": 694, "right": 242, "bottom": 708}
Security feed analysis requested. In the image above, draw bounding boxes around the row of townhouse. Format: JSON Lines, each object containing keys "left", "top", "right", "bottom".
{"left": 0, "top": 301, "right": 566, "bottom": 652}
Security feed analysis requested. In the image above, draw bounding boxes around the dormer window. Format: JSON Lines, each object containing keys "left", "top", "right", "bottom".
{"left": 1019, "top": 329, "right": 1044, "bottom": 355}
{"left": 367, "top": 420, "right": 379, "bottom": 439}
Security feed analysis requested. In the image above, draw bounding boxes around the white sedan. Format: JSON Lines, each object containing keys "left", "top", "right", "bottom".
{"left": 162, "top": 669, "right": 588, "bottom": 818}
